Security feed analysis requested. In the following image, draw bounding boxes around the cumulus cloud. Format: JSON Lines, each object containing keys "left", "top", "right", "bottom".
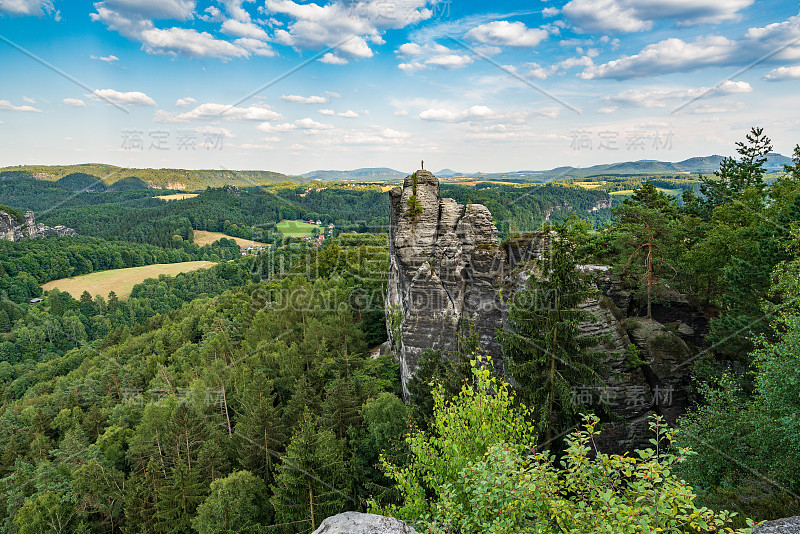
{"left": 234, "top": 37, "right": 275, "bottom": 56}
{"left": 91, "top": 3, "right": 253, "bottom": 59}
{"left": 266, "top": 0, "right": 432, "bottom": 64}
{"left": 156, "top": 102, "right": 283, "bottom": 122}
{"left": 63, "top": 98, "right": 87, "bottom": 107}
{"left": 92, "top": 88, "right": 157, "bottom": 106}
{"left": 257, "top": 122, "right": 297, "bottom": 132}
{"left": 396, "top": 42, "right": 473, "bottom": 70}
{"left": 319, "top": 52, "right": 349, "bottom": 64}
{"left": 563, "top": 0, "right": 753, "bottom": 33}
{"left": 580, "top": 17, "right": 800, "bottom": 79}
{"left": 221, "top": 19, "right": 270, "bottom": 40}
{"left": 764, "top": 65, "right": 800, "bottom": 81}
{"left": 318, "top": 109, "right": 335, "bottom": 115}
{"left": 0, "top": 99, "right": 41, "bottom": 112}
{"left": 175, "top": 96, "right": 197, "bottom": 107}
{"left": 338, "top": 109, "right": 358, "bottom": 118}
{"left": 465, "top": 21, "right": 549, "bottom": 47}
{"left": 295, "top": 117, "right": 334, "bottom": 129}
{"left": 93, "top": 0, "right": 195, "bottom": 21}
{"left": 281, "top": 94, "right": 329, "bottom": 104}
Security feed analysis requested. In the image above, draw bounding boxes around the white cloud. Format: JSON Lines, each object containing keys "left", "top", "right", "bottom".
{"left": 419, "top": 105, "right": 496, "bottom": 122}
{"left": 93, "top": 88, "right": 157, "bottom": 106}
{"left": 319, "top": 52, "right": 348, "bottom": 64}
{"left": 542, "top": 7, "right": 559, "bottom": 17}
{"left": 603, "top": 81, "right": 752, "bottom": 108}
{"left": 397, "top": 42, "right": 473, "bottom": 70}
{"left": 764, "top": 65, "right": 800, "bottom": 81}
{"left": 219, "top": 0, "right": 252, "bottom": 22}
{"left": 63, "top": 98, "right": 87, "bottom": 107}
{"left": 258, "top": 122, "right": 297, "bottom": 132}
{"left": 318, "top": 109, "right": 335, "bottom": 115}
{"left": 579, "top": 17, "right": 800, "bottom": 80}
{"left": 266, "top": 0, "right": 432, "bottom": 62}
{"left": 393, "top": 109, "right": 409, "bottom": 116}
{"left": 199, "top": 6, "right": 224, "bottom": 22}
{"left": 295, "top": 117, "right": 333, "bottom": 129}
{"left": 175, "top": 96, "right": 197, "bottom": 107}
{"left": 156, "top": 102, "right": 283, "bottom": 122}
{"left": 281, "top": 94, "right": 329, "bottom": 104}
{"left": 221, "top": 19, "right": 269, "bottom": 40}
{"left": 139, "top": 26, "right": 250, "bottom": 58}
{"left": 425, "top": 53, "right": 473, "bottom": 68}
{"left": 563, "top": 0, "right": 754, "bottom": 33}
{"left": 91, "top": 54, "right": 119, "bottom": 62}
{"left": 0, "top": 99, "right": 41, "bottom": 112}
{"left": 22, "top": 96, "right": 35, "bottom": 104}
{"left": 338, "top": 109, "right": 358, "bottom": 118}
{"left": 465, "top": 21, "right": 549, "bottom": 47}
{"left": 93, "top": 0, "right": 195, "bottom": 21}
{"left": 0, "top": 0, "right": 56, "bottom": 16}
{"left": 398, "top": 61, "right": 425, "bottom": 72}
{"left": 234, "top": 37, "right": 275, "bottom": 56}
{"left": 91, "top": 4, "right": 252, "bottom": 59}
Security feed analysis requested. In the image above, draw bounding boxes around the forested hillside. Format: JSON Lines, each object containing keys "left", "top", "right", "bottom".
{"left": 0, "top": 128, "right": 798, "bottom": 532}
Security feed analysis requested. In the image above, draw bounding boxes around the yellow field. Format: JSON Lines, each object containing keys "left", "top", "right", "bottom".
{"left": 610, "top": 190, "right": 635, "bottom": 195}
{"left": 193, "top": 230, "right": 269, "bottom": 248}
{"left": 154, "top": 193, "right": 199, "bottom": 201}
{"left": 574, "top": 181, "right": 606, "bottom": 189}
{"left": 41, "top": 261, "right": 216, "bottom": 299}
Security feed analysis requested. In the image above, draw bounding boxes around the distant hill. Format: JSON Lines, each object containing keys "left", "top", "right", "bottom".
{"left": 301, "top": 167, "right": 406, "bottom": 182}
{"left": 436, "top": 168, "right": 458, "bottom": 176}
{"left": 0, "top": 164, "right": 302, "bottom": 190}
{"left": 444, "top": 153, "right": 794, "bottom": 182}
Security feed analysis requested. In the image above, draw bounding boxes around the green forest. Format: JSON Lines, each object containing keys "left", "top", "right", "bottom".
{"left": 0, "top": 128, "right": 798, "bottom": 532}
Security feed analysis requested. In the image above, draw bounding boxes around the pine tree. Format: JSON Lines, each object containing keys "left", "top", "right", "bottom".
{"left": 613, "top": 181, "right": 680, "bottom": 318}
{"left": 498, "top": 222, "right": 606, "bottom": 448}
{"left": 271, "top": 410, "right": 348, "bottom": 533}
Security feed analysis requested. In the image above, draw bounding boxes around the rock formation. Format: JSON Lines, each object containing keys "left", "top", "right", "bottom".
{"left": 0, "top": 210, "right": 77, "bottom": 242}
{"left": 386, "top": 170, "right": 699, "bottom": 451}
{"left": 311, "top": 512, "right": 419, "bottom": 534}
{"left": 386, "top": 170, "right": 508, "bottom": 397}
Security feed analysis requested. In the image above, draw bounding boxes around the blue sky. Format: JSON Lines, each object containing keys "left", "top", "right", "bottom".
{"left": 0, "top": 0, "right": 799, "bottom": 174}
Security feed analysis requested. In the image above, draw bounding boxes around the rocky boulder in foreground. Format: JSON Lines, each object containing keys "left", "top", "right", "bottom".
{"left": 311, "top": 512, "right": 419, "bottom": 534}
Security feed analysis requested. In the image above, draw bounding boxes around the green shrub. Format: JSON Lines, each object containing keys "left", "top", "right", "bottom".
{"left": 373, "top": 360, "right": 753, "bottom": 534}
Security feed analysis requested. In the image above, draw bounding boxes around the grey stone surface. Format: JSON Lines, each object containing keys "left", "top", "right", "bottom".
{"left": 0, "top": 210, "right": 77, "bottom": 241}
{"left": 753, "top": 516, "right": 800, "bottom": 533}
{"left": 312, "top": 512, "right": 419, "bottom": 534}
{"left": 385, "top": 170, "right": 699, "bottom": 451}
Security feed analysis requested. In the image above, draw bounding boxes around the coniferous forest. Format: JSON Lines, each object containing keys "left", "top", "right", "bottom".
{"left": 0, "top": 129, "right": 799, "bottom": 532}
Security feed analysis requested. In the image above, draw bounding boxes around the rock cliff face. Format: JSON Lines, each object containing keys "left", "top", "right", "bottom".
{"left": 0, "top": 210, "right": 77, "bottom": 242}
{"left": 386, "top": 170, "right": 507, "bottom": 397}
{"left": 386, "top": 170, "right": 699, "bottom": 451}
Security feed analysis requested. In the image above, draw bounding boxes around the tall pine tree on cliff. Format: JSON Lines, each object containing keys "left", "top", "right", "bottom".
{"left": 498, "top": 222, "right": 605, "bottom": 449}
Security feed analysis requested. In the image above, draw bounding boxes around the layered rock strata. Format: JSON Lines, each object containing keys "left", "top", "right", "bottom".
{"left": 0, "top": 210, "right": 77, "bottom": 241}
{"left": 386, "top": 170, "right": 699, "bottom": 451}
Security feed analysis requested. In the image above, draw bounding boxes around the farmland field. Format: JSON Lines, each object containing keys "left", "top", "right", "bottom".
{"left": 154, "top": 193, "right": 199, "bottom": 201}
{"left": 193, "top": 230, "right": 269, "bottom": 248}
{"left": 41, "top": 261, "right": 216, "bottom": 299}
{"left": 276, "top": 219, "right": 323, "bottom": 237}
